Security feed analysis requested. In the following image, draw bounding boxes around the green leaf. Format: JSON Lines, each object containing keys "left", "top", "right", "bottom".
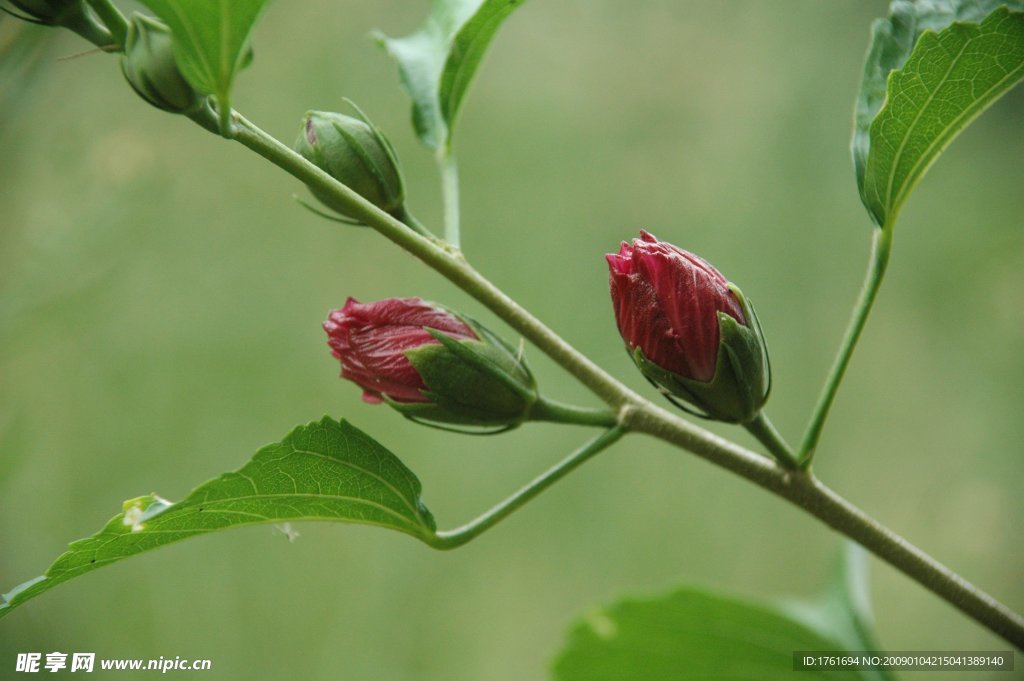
{"left": 0, "top": 417, "right": 436, "bottom": 620}
{"left": 782, "top": 544, "right": 895, "bottom": 681}
{"left": 855, "top": 3, "right": 1024, "bottom": 226}
{"left": 377, "top": 0, "right": 527, "bottom": 151}
{"left": 138, "top": 0, "right": 268, "bottom": 135}
{"left": 553, "top": 591, "right": 871, "bottom": 681}
{"left": 552, "top": 544, "right": 889, "bottom": 681}
{"left": 852, "top": 0, "right": 1021, "bottom": 189}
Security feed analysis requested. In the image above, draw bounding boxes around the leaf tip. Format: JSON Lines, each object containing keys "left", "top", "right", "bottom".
{"left": 583, "top": 609, "right": 618, "bottom": 641}
{"left": 369, "top": 28, "right": 390, "bottom": 49}
{"left": 1, "top": 574, "right": 47, "bottom": 617}
{"left": 315, "top": 414, "right": 343, "bottom": 429}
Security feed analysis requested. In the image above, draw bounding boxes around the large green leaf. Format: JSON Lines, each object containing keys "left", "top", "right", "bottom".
{"left": 854, "top": 3, "right": 1024, "bottom": 226}
{"left": 782, "top": 544, "right": 895, "bottom": 681}
{"left": 852, "top": 0, "right": 1021, "bottom": 189}
{"left": 138, "top": 0, "right": 268, "bottom": 134}
{"left": 0, "top": 417, "right": 436, "bottom": 620}
{"left": 377, "top": 0, "right": 527, "bottom": 151}
{"left": 552, "top": 545, "right": 889, "bottom": 681}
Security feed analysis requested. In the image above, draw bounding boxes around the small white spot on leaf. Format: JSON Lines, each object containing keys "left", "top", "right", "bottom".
{"left": 585, "top": 609, "right": 618, "bottom": 640}
{"left": 120, "top": 494, "right": 173, "bottom": 533}
{"left": 274, "top": 523, "right": 300, "bottom": 543}
{"left": 140, "top": 495, "right": 173, "bottom": 522}
{"left": 122, "top": 502, "right": 145, "bottom": 533}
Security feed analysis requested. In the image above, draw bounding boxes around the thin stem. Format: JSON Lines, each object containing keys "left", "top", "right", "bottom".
{"left": 530, "top": 395, "right": 619, "bottom": 428}
{"left": 218, "top": 103, "right": 235, "bottom": 139}
{"left": 186, "top": 102, "right": 221, "bottom": 135}
{"left": 85, "top": 0, "right": 128, "bottom": 50}
{"left": 219, "top": 112, "right": 1022, "bottom": 648}
{"left": 59, "top": 8, "right": 113, "bottom": 48}
{"left": 393, "top": 206, "right": 436, "bottom": 239}
{"left": 428, "top": 426, "right": 625, "bottom": 549}
{"left": 744, "top": 411, "right": 799, "bottom": 468}
{"left": 799, "top": 227, "right": 893, "bottom": 467}
{"left": 439, "top": 148, "right": 460, "bottom": 248}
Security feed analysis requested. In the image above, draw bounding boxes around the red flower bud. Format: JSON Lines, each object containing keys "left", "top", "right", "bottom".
{"left": 324, "top": 297, "right": 538, "bottom": 430}
{"left": 607, "top": 231, "right": 770, "bottom": 423}
{"left": 324, "top": 297, "right": 477, "bottom": 404}
{"left": 607, "top": 231, "right": 745, "bottom": 382}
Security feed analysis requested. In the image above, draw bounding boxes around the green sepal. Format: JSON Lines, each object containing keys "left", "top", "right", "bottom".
{"left": 423, "top": 326, "right": 534, "bottom": 401}
{"left": 9, "top": 0, "right": 109, "bottom": 45}
{"left": 294, "top": 107, "right": 406, "bottom": 222}
{"left": 632, "top": 285, "right": 770, "bottom": 424}
{"left": 10, "top": 0, "right": 83, "bottom": 24}
{"left": 121, "top": 14, "right": 202, "bottom": 114}
{"left": 390, "top": 317, "right": 537, "bottom": 430}
{"left": 344, "top": 98, "right": 404, "bottom": 203}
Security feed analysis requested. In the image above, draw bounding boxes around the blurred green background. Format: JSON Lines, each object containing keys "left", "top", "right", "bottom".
{"left": 2, "top": 1, "right": 1022, "bottom": 679}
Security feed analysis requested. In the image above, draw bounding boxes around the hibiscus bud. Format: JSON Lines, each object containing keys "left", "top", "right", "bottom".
{"left": 607, "top": 230, "right": 769, "bottom": 423}
{"left": 9, "top": 0, "right": 109, "bottom": 45}
{"left": 295, "top": 109, "right": 405, "bottom": 221}
{"left": 121, "top": 14, "right": 201, "bottom": 113}
{"left": 9, "top": 0, "right": 78, "bottom": 22}
{"left": 324, "top": 297, "right": 536, "bottom": 430}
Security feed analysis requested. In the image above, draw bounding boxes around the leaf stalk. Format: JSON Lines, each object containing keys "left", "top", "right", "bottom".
{"left": 744, "top": 411, "right": 799, "bottom": 468}
{"left": 428, "top": 426, "right": 625, "bottom": 549}
{"left": 439, "top": 148, "right": 461, "bottom": 248}
{"left": 798, "top": 226, "right": 893, "bottom": 467}
{"left": 85, "top": 0, "right": 128, "bottom": 50}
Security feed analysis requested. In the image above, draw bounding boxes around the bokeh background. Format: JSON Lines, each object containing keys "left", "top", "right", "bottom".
{"left": 2, "top": 1, "right": 1022, "bottom": 678}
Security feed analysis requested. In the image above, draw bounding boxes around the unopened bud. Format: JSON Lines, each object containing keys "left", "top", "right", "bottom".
{"left": 8, "top": 0, "right": 111, "bottom": 46}
{"left": 121, "top": 14, "right": 200, "bottom": 113}
{"left": 607, "top": 231, "right": 770, "bottom": 423}
{"left": 324, "top": 297, "right": 536, "bottom": 430}
{"left": 295, "top": 109, "right": 405, "bottom": 221}
{"left": 9, "top": 0, "right": 81, "bottom": 23}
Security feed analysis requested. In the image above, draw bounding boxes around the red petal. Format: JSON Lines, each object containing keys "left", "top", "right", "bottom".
{"left": 606, "top": 232, "right": 747, "bottom": 383}
{"left": 324, "top": 297, "right": 476, "bottom": 404}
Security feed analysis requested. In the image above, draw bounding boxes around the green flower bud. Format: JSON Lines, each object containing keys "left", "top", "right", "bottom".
{"left": 9, "top": 0, "right": 82, "bottom": 24}
{"left": 295, "top": 109, "right": 405, "bottom": 221}
{"left": 8, "top": 0, "right": 109, "bottom": 46}
{"left": 121, "top": 14, "right": 200, "bottom": 114}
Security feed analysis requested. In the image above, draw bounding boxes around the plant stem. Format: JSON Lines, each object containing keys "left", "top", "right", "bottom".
{"left": 744, "top": 411, "right": 799, "bottom": 468}
{"left": 439, "top": 148, "right": 460, "bottom": 248}
{"left": 428, "top": 426, "right": 625, "bottom": 549}
{"left": 57, "top": 7, "right": 113, "bottom": 48}
{"left": 393, "top": 206, "right": 437, "bottom": 240}
{"left": 85, "top": 0, "right": 128, "bottom": 50}
{"left": 798, "top": 227, "right": 893, "bottom": 467}
{"left": 223, "top": 112, "right": 1023, "bottom": 648}
{"left": 530, "top": 395, "right": 619, "bottom": 428}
